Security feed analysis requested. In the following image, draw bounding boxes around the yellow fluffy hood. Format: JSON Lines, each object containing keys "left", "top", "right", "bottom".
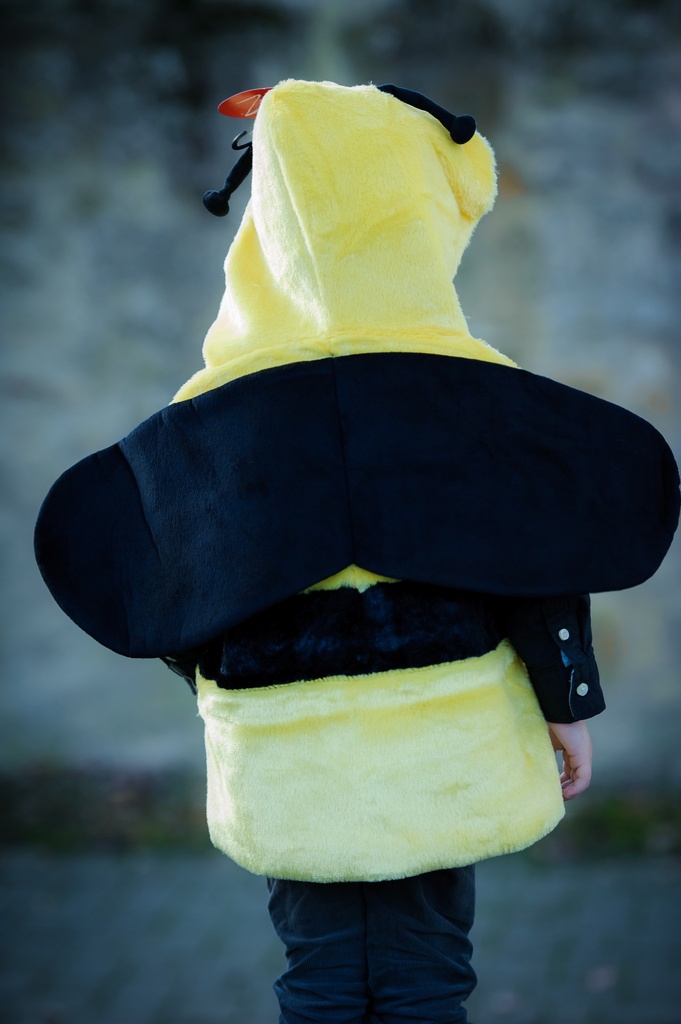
{"left": 175, "top": 79, "right": 512, "bottom": 401}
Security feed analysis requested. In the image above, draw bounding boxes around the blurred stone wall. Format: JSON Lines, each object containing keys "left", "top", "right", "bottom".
{"left": 1, "top": 0, "right": 679, "bottom": 781}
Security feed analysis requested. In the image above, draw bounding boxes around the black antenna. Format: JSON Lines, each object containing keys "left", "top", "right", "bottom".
{"left": 203, "top": 146, "right": 253, "bottom": 217}
{"left": 377, "top": 84, "right": 476, "bottom": 144}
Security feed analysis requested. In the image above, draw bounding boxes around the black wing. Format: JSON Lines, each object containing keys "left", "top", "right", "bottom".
{"left": 34, "top": 353, "right": 679, "bottom": 658}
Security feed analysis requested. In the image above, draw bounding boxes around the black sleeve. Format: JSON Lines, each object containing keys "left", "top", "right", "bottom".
{"left": 494, "top": 594, "right": 604, "bottom": 723}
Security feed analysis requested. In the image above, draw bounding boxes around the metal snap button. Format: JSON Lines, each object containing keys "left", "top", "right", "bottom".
{"left": 558, "top": 628, "right": 570, "bottom": 641}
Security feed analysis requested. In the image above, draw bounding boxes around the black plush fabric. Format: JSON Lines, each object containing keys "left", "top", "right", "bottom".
{"left": 177, "top": 586, "right": 605, "bottom": 724}
{"left": 198, "top": 581, "right": 502, "bottom": 689}
{"left": 34, "top": 352, "right": 680, "bottom": 658}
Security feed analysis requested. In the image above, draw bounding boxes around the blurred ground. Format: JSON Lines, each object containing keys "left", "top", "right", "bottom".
{"left": 3, "top": 768, "right": 680, "bottom": 1022}
{"left": 1, "top": 848, "right": 679, "bottom": 1024}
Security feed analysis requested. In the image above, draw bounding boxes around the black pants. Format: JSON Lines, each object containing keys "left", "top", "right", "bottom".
{"left": 266, "top": 866, "right": 476, "bottom": 1024}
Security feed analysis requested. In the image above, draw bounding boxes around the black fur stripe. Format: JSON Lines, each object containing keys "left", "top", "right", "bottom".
{"left": 199, "top": 581, "right": 502, "bottom": 690}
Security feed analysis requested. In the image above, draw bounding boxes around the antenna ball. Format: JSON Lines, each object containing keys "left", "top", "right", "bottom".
{"left": 450, "top": 115, "right": 476, "bottom": 145}
{"left": 203, "top": 190, "right": 230, "bottom": 217}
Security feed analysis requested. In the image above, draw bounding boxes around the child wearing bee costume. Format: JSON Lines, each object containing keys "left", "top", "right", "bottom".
{"left": 35, "top": 81, "right": 679, "bottom": 1023}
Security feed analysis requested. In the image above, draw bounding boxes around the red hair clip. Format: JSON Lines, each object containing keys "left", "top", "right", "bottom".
{"left": 217, "top": 88, "right": 271, "bottom": 119}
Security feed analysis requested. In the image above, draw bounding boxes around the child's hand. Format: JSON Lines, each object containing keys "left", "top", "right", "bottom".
{"left": 547, "top": 720, "right": 592, "bottom": 801}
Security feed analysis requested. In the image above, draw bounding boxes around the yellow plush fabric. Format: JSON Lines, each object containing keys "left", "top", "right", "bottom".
{"left": 174, "top": 79, "right": 513, "bottom": 403}
{"left": 304, "top": 564, "right": 398, "bottom": 592}
{"left": 182, "top": 79, "right": 564, "bottom": 879}
{"left": 197, "top": 641, "right": 564, "bottom": 881}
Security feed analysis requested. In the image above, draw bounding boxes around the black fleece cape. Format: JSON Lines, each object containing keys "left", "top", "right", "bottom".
{"left": 34, "top": 352, "right": 680, "bottom": 658}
